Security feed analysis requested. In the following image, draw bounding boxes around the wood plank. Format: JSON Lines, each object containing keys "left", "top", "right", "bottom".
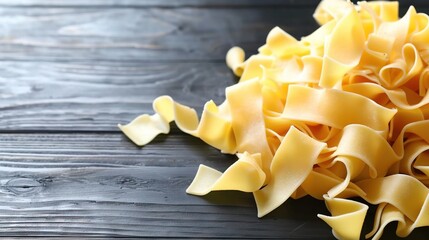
{"left": 0, "top": 132, "right": 331, "bottom": 238}
{"left": 0, "top": 61, "right": 236, "bottom": 131}
{"left": 0, "top": 132, "right": 427, "bottom": 238}
{"left": 0, "top": 132, "right": 236, "bottom": 169}
{"left": 0, "top": 0, "right": 322, "bottom": 7}
{"left": 0, "top": 0, "right": 426, "bottom": 8}
{"left": 0, "top": 167, "right": 332, "bottom": 238}
{"left": 0, "top": 7, "right": 317, "bottom": 61}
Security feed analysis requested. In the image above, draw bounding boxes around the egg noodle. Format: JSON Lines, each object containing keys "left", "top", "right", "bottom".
{"left": 119, "top": 0, "right": 429, "bottom": 239}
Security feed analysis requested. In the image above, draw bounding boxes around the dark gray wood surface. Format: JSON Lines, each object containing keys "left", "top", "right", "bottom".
{"left": 0, "top": 1, "right": 428, "bottom": 239}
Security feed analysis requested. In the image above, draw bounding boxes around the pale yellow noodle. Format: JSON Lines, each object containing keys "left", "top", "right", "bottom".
{"left": 253, "top": 126, "right": 326, "bottom": 217}
{"left": 318, "top": 195, "right": 368, "bottom": 240}
{"left": 281, "top": 85, "right": 397, "bottom": 131}
{"left": 186, "top": 152, "right": 265, "bottom": 195}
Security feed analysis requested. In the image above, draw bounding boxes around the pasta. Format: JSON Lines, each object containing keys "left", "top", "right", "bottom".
{"left": 119, "top": 0, "right": 429, "bottom": 239}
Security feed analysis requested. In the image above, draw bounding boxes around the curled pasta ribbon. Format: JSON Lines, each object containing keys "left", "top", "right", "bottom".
{"left": 377, "top": 6, "right": 417, "bottom": 60}
{"left": 313, "top": 0, "right": 353, "bottom": 25}
{"left": 365, "top": 203, "right": 401, "bottom": 240}
{"left": 395, "top": 120, "right": 429, "bottom": 185}
{"left": 258, "top": 27, "right": 309, "bottom": 58}
{"left": 419, "top": 67, "right": 429, "bottom": 96}
{"left": 282, "top": 85, "right": 397, "bottom": 131}
{"left": 226, "top": 46, "right": 245, "bottom": 76}
{"left": 239, "top": 55, "right": 274, "bottom": 82}
{"left": 344, "top": 81, "right": 429, "bottom": 111}
{"left": 226, "top": 78, "right": 274, "bottom": 179}
{"left": 358, "top": 175, "right": 429, "bottom": 239}
{"left": 310, "top": 123, "right": 398, "bottom": 200}
{"left": 359, "top": 33, "right": 394, "bottom": 72}
{"left": 391, "top": 120, "right": 429, "bottom": 160}
{"left": 301, "top": 20, "right": 336, "bottom": 57}
{"left": 379, "top": 43, "right": 423, "bottom": 89}
{"left": 320, "top": 174, "right": 429, "bottom": 240}
{"left": 319, "top": 157, "right": 366, "bottom": 198}
{"left": 118, "top": 96, "right": 236, "bottom": 154}
{"left": 186, "top": 152, "right": 265, "bottom": 195}
{"left": 254, "top": 126, "right": 326, "bottom": 217}
{"left": 415, "top": 154, "right": 429, "bottom": 184}
{"left": 263, "top": 55, "right": 323, "bottom": 84}
{"left": 301, "top": 166, "right": 365, "bottom": 200}
{"left": 411, "top": 13, "right": 429, "bottom": 51}
{"left": 319, "top": 5, "right": 365, "bottom": 88}
{"left": 400, "top": 140, "right": 429, "bottom": 183}
{"left": 318, "top": 195, "right": 368, "bottom": 240}
{"left": 363, "top": 1, "right": 398, "bottom": 22}
{"left": 333, "top": 124, "right": 400, "bottom": 178}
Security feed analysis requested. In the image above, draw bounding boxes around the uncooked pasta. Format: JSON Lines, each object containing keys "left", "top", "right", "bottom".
{"left": 119, "top": 0, "right": 429, "bottom": 239}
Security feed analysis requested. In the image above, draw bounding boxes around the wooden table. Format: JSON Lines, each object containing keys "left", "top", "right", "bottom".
{"left": 0, "top": 0, "right": 428, "bottom": 239}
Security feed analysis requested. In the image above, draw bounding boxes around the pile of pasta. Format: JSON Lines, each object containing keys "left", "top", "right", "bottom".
{"left": 119, "top": 0, "right": 429, "bottom": 239}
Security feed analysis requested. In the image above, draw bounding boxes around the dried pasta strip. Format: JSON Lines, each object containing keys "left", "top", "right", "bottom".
{"left": 118, "top": 96, "right": 175, "bottom": 146}
{"left": 318, "top": 195, "right": 368, "bottom": 240}
{"left": 366, "top": 203, "right": 388, "bottom": 239}
{"left": 264, "top": 55, "right": 323, "bottom": 84}
{"left": 301, "top": 167, "right": 365, "bottom": 200}
{"left": 319, "top": 5, "right": 365, "bottom": 88}
{"left": 226, "top": 46, "right": 245, "bottom": 76}
{"left": 392, "top": 120, "right": 429, "bottom": 159}
{"left": 301, "top": 169, "right": 340, "bottom": 200}
{"left": 239, "top": 55, "right": 274, "bottom": 82}
{"left": 119, "top": 96, "right": 236, "bottom": 153}
{"left": 358, "top": 33, "right": 393, "bottom": 72}
{"left": 282, "top": 85, "right": 397, "bottom": 131}
{"left": 364, "top": 1, "right": 398, "bottom": 22}
{"left": 322, "top": 175, "right": 429, "bottom": 240}
{"left": 411, "top": 13, "right": 429, "bottom": 51}
{"left": 419, "top": 67, "right": 429, "bottom": 96}
{"left": 348, "top": 174, "right": 429, "bottom": 223}
{"left": 367, "top": 197, "right": 429, "bottom": 240}
{"left": 399, "top": 140, "right": 429, "bottom": 182}
{"left": 379, "top": 43, "right": 423, "bottom": 89}
{"left": 226, "top": 78, "right": 273, "bottom": 178}
{"left": 415, "top": 151, "right": 429, "bottom": 180}
{"left": 357, "top": 175, "right": 429, "bottom": 239}
{"left": 322, "top": 156, "right": 366, "bottom": 198}
{"left": 258, "top": 26, "right": 309, "bottom": 58}
{"left": 333, "top": 124, "right": 400, "bottom": 178}
{"left": 376, "top": 6, "right": 417, "bottom": 59}
{"left": 366, "top": 204, "right": 405, "bottom": 240}
{"left": 312, "top": 125, "right": 400, "bottom": 199}
{"left": 253, "top": 127, "right": 326, "bottom": 217}
{"left": 186, "top": 152, "right": 265, "bottom": 195}
{"left": 313, "top": 0, "right": 353, "bottom": 25}
{"left": 344, "top": 82, "right": 429, "bottom": 110}
{"left": 301, "top": 20, "right": 336, "bottom": 57}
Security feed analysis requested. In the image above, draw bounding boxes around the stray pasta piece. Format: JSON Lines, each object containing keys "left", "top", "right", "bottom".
{"left": 119, "top": 0, "right": 429, "bottom": 239}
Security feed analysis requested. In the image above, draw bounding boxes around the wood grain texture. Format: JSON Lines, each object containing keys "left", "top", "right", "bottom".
{"left": 0, "top": 0, "right": 427, "bottom": 7}
{"left": 0, "top": 61, "right": 235, "bottom": 131}
{"left": 0, "top": 168, "right": 330, "bottom": 238}
{"left": 0, "top": 132, "right": 333, "bottom": 238}
{"left": 0, "top": 0, "right": 322, "bottom": 7}
{"left": 0, "top": 133, "right": 428, "bottom": 239}
{"left": 0, "top": 7, "right": 317, "bottom": 61}
{"left": 0, "top": 132, "right": 236, "bottom": 168}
